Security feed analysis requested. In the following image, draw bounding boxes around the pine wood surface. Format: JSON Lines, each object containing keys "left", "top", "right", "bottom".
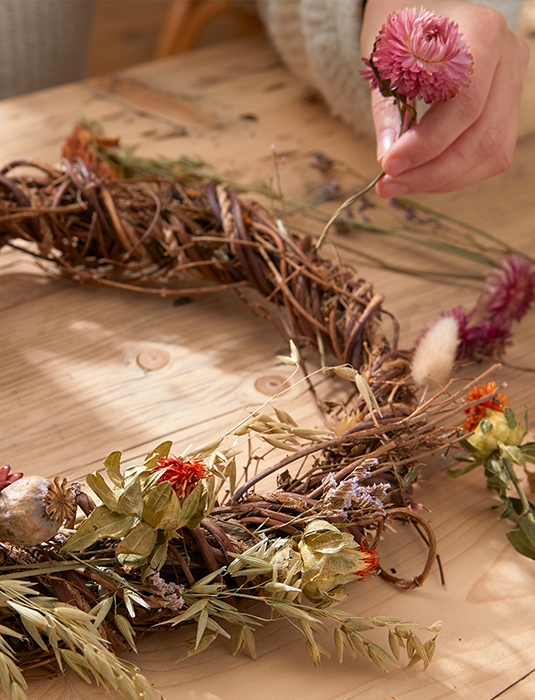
{"left": 1, "top": 34, "right": 535, "bottom": 700}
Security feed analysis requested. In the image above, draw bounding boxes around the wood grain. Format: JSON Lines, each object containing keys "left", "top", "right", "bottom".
{"left": 0, "top": 30, "right": 535, "bottom": 700}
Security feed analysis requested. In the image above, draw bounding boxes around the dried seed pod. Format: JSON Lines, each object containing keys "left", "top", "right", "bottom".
{"left": 0, "top": 475, "right": 76, "bottom": 546}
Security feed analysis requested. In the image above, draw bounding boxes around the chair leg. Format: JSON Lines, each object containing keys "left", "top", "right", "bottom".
{"left": 155, "top": 0, "right": 263, "bottom": 58}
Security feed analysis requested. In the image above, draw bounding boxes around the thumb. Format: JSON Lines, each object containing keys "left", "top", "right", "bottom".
{"left": 370, "top": 90, "right": 401, "bottom": 164}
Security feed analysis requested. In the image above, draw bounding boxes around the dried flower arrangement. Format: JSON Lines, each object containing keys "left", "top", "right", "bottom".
{"left": 0, "top": 8, "right": 534, "bottom": 700}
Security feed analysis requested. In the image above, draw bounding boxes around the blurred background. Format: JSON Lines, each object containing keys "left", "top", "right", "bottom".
{"left": 87, "top": 0, "right": 264, "bottom": 76}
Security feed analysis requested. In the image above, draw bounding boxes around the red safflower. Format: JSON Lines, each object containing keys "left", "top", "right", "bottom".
{"left": 152, "top": 455, "right": 209, "bottom": 499}
{"left": 361, "top": 7, "right": 473, "bottom": 103}
{"left": 462, "top": 381, "right": 508, "bottom": 433}
{"left": 477, "top": 255, "right": 535, "bottom": 324}
{"left": 357, "top": 546, "right": 379, "bottom": 579}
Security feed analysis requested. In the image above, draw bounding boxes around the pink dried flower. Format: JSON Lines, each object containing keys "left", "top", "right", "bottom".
{"left": 459, "top": 318, "right": 512, "bottom": 361}
{"left": 477, "top": 255, "right": 535, "bottom": 324}
{"left": 413, "top": 305, "right": 512, "bottom": 364}
{"left": 362, "top": 7, "right": 474, "bottom": 103}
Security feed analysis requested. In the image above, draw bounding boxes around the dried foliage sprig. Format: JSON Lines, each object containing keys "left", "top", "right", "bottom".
{"left": 452, "top": 382, "right": 535, "bottom": 559}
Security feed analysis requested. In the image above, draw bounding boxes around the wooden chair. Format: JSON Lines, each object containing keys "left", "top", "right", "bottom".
{"left": 155, "top": 0, "right": 264, "bottom": 58}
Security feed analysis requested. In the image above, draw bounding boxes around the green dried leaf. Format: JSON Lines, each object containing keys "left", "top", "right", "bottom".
{"left": 504, "top": 407, "right": 517, "bottom": 429}
{"left": 520, "top": 442, "right": 535, "bottom": 461}
{"left": 116, "top": 476, "right": 144, "bottom": 517}
{"left": 104, "top": 450, "right": 124, "bottom": 487}
{"left": 175, "top": 484, "right": 206, "bottom": 530}
{"left": 506, "top": 514, "right": 535, "bottom": 560}
{"left": 86, "top": 472, "right": 118, "bottom": 511}
{"left": 498, "top": 442, "right": 526, "bottom": 466}
{"left": 447, "top": 462, "right": 479, "bottom": 478}
{"left": 62, "top": 507, "right": 137, "bottom": 552}
{"left": 117, "top": 522, "right": 158, "bottom": 558}
{"left": 143, "top": 441, "right": 173, "bottom": 471}
{"left": 142, "top": 480, "right": 180, "bottom": 530}
{"left": 141, "top": 543, "right": 169, "bottom": 579}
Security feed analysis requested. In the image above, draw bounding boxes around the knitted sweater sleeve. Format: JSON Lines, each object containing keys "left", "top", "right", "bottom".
{"left": 259, "top": 0, "right": 525, "bottom": 136}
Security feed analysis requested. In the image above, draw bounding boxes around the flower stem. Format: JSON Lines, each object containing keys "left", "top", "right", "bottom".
{"left": 315, "top": 171, "right": 384, "bottom": 250}
{"left": 503, "top": 459, "right": 535, "bottom": 521}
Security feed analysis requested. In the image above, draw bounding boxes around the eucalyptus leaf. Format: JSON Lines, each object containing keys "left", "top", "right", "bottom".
{"left": 62, "top": 507, "right": 137, "bottom": 552}
{"left": 103, "top": 451, "right": 124, "bottom": 487}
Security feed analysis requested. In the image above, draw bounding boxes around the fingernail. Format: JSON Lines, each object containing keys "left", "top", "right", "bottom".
{"left": 377, "top": 127, "right": 396, "bottom": 160}
{"left": 380, "top": 180, "right": 409, "bottom": 199}
{"left": 384, "top": 157, "right": 411, "bottom": 177}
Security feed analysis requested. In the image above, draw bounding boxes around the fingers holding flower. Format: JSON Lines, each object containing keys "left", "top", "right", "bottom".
{"left": 361, "top": 1, "right": 529, "bottom": 197}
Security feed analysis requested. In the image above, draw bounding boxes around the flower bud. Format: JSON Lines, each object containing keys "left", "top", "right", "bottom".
{"left": 466, "top": 409, "right": 524, "bottom": 460}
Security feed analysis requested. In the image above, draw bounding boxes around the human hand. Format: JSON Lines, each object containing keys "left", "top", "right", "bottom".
{"left": 360, "top": 0, "right": 529, "bottom": 197}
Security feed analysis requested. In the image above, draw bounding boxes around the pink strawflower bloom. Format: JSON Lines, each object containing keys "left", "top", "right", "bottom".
{"left": 459, "top": 318, "right": 512, "bottom": 361}
{"left": 477, "top": 255, "right": 535, "bottom": 324}
{"left": 362, "top": 7, "right": 474, "bottom": 103}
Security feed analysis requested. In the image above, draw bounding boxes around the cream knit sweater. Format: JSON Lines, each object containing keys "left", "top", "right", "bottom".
{"left": 260, "top": 0, "right": 525, "bottom": 135}
{"left": 0, "top": 0, "right": 525, "bottom": 121}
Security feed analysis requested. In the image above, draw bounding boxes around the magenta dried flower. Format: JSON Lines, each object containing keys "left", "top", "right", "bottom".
{"left": 362, "top": 7, "right": 474, "bottom": 104}
{"left": 477, "top": 254, "right": 535, "bottom": 324}
{"left": 458, "top": 318, "right": 512, "bottom": 361}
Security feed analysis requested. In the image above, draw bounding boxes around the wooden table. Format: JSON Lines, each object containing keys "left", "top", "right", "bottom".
{"left": 1, "top": 27, "right": 535, "bottom": 700}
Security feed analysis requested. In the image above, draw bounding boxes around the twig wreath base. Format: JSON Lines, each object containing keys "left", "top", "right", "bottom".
{"left": 0, "top": 143, "right": 519, "bottom": 700}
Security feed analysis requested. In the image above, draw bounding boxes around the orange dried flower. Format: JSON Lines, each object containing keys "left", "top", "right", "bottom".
{"left": 152, "top": 456, "right": 209, "bottom": 499}
{"left": 358, "top": 546, "right": 379, "bottom": 579}
{"left": 61, "top": 123, "right": 119, "bottom": 178}
{"left": 462, "top": 381, "right": 507, "bottom": 433}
